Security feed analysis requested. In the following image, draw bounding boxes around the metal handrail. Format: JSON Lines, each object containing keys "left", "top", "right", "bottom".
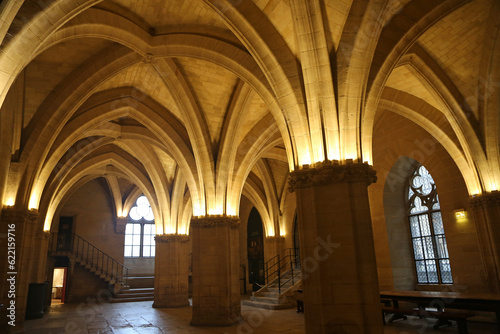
{"left": 49, "top": 233, "right": 130, "bottom": 287}
{"left": 264, "top": 248, "right": 301, "bottom": 294}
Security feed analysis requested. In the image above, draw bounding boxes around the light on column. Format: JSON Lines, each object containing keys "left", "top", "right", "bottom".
{"left": 454, "top": 209, "right": 467, "bottom": 223}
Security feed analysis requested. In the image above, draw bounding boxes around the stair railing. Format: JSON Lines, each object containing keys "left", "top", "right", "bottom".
{"left": 49, "top": 233, "right": 129, "bottom": 287}
{"left": 264, "top": 248, "right": 301, "bottom": 294}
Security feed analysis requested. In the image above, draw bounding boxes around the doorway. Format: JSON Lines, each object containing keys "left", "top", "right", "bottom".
{"left": 52, "top": 267, "right": 67, "bottom": 304}
{"left": 57, "top": 216, "right": 73, "bottom": 251}
{"left": 247, "top": 208, "right": 265, "bottom": 291}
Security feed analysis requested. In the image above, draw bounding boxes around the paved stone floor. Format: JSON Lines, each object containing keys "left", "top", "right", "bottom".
{"left": 20, "top": 300, "right": 497, "bottom": 334}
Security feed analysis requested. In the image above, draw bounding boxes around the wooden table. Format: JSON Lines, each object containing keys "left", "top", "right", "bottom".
{"left": 380, "top": 290, "right": 500, "bottom": 331}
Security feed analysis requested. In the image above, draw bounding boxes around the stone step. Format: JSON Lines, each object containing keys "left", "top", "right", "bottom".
{"left": 114, "top": 292, "right": 154, "bottom": 298}
{"left": 250, "top": 296, "right": 290, "bottom": 304}
{"left": 109, "top": 296, "right": 154, "bottom": 303}
{"left": 111, "top": 288, "right": 154, "bottom": 303}
{"left": 242, "top": 299, "right": 295, "bottom": 310}
{"left": 119, "top": 288, "right": 154, "bottom": 294}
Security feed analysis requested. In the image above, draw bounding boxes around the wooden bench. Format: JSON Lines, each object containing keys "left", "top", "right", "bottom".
{"left": 381, "top": 306, "right": 475, "bottom": 334}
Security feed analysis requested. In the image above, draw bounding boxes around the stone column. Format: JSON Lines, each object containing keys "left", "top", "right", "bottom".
{"left": 153, "top": 234, "right": 190, "bottom": 308}
{"left": 264, "top": 236, "right": 286, "bottom": 278}
{"left": 289, "top": 161, "right": 383, "bottom": 334}
{"left": 190, "top": 215, "right": 241, "bottom": 326}
{"left": 115, "top": 217, "right": 127, "bottom": 234}
{"left": 470, "top": 191, "right": 500, "bottom": 293}
{"left": 0, "top": 208, "right": 39, "bottom": 329}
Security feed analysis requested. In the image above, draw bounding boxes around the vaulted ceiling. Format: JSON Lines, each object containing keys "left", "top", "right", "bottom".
{"left": 0, "top": 0, "right": 498, "bottom": 236}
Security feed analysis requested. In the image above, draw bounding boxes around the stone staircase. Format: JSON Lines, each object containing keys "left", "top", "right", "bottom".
{"left": 243, "top": 249, "right": 302, "bottom": 310}
{"left": 110, "top": 287, "right": 154, "bottom": 303}
{"left": 49, "top": 233, "right": 129, "bottom": 295}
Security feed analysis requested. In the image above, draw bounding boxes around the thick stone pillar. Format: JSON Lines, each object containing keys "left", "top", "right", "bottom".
{"left": 289, "top": 161, "right": 383, "bottom": 334}
{"left": 264, "top": 236, "right": 286, "bottom": 278}
{"left": 153, "top": 234, "right": 190, "bottom": 308}
{"left": 470, "top": 191, "right": 500, "bottom": 293}
{"left": 190, "top": 216, "right": 241, "bottom": 326}
{"left": 0, "top": 208, "right": 39, "bottom": 330}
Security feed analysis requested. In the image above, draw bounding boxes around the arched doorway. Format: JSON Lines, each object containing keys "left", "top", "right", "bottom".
{"left": 247, "top": 208, "right": 265, "bottom": 291}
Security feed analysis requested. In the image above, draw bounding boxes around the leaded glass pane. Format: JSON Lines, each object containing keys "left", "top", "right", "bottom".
{"left": 132, "top": 246, "right": 140, "bottom": 257}
{"left": 144, "top": 224, "right": 153, "bottom": 234}
{"left": 426, "top": 260, "right": 439, "bottom": 283}
{"left": 408, "top": 187, "right": 414, "bottom": 200}
{"left": 410, "top": 196, "right": 428, "bottom": 214}
{"left": 422, "top": 236, "right": 435, "bottom": 259}
{"left": 419, "top": 215, "right": 431, "bottom": 236}
{"left": 416, "top": 261, "right": 428, "bottom": 283}
{"left": 432, "top": 212, "right": 444, "bottom": 235}
{"left": 413, "top": 239, "right": 424, "bottom": 260}
{"left": 125, "top": 235, "right": 132, "bottom": 245}
{"left": 407, "top": 164, "right": 452, "bottom": 284}
{"left": 409, "top": 216, "right": 421, "bottom": 237}
{"left": 435, "top": 235, "right": 449, "bottom": 259}
{"left": 151, "top": 246, "right": 155, "bottom": 257}
{"left": 124, "top": 246, "right": 132, "bottom": 257}
{"left": 129, "top": 207, "right": 141, "bottom": 221}
{"left": 133, "top": 224, "right": 141, "bottom": 234}
{"left": 143, "top": 246, "right": 151, "bottom": 257}
{"left": 432, "top": 195, "right": 440, "bottom": 209}
{"left": 413, "top": 166, "right": 435, "bottom": 195}
{"left": 439, "top": 259, "right": 453, "bottom": 283}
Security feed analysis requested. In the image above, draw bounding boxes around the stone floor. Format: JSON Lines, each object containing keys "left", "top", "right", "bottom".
{"left": 20, "top": 299, "right": 498, "bottom": 334}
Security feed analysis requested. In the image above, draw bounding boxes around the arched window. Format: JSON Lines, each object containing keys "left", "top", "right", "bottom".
{"left": 124, "top": 195, "right": 155, "bottom": 257}
{"left": 407, "top": 165, "right": 452, "bottom": 284}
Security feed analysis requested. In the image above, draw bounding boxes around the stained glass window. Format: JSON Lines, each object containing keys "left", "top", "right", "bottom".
{"left": 408, "top": 165, "right": 452, "bottom": 284}
{"left": 124, "top": 195, "right": 155, "bottom": 257}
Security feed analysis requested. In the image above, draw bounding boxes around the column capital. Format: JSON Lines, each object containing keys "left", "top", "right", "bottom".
{"left": 470, "top": 191, "right": 500, "bottom": 207}
{"left": 155, "top": 234, "right": 190, "bottom": 243}
{"left": 115, "top": 217, "right": 128, "bottom": 234}
{"left": 37, "top": 231, "right": 50, "bottom": 240}
{"left": 190, "top": 215, "right": 240, "bottom": 229}
{"left": 1, "top": 208, "right": 39, "bottom": 223}
{"left": 265, "top": 235, "right": 285, "bottom": 243}
{"left": 288, "top": 161, "right": 377, "bottom": 192}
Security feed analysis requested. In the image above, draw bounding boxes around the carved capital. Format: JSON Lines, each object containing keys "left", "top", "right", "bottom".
{"left": 155, "top": 234, "right": 190, "bottom": 243}
{"left": 470, "top": 191, "right": 500, "bottom": 208}
{"left": 190, "top": 215, "right": 240, "bottom": 229}
{"left": 1, "top": 208, "right": 39, "bottom": 224}
{"left": 265, "top": 236, "right": 285, "bottom": 244}
{"left": 289, "top": 161, "right": 377, "bottom": 192}
{"left": 37, "top": 231, "right": 51, "bottom": 240}
{"left": 115, "top": 217, "right": 128, "bottom": 234}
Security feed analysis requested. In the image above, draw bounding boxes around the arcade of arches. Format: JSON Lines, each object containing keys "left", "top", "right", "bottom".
{"left": 0, "top": 0, "right": 499, "bottom": 333}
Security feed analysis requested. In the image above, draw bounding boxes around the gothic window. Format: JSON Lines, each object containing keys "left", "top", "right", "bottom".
{"left": 407, "top": 165, "right": 453, "bottom": 284}
{"left": 124, "top": 195, "right": 155, "bottom": 257}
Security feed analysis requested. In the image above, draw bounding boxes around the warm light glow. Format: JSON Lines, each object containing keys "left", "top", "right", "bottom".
{"left": 279, "top": 231, "right": 286, "bottom": 237}
{"left": 5, "top": 198, "right": 15, "bottom": 207}
{"left": 157, "top": 225, "right": 166, "bottom": 234}
{"left": 208, "top": 207, "right": 223, "bottom": 216}
{"left": 454, "top": 209, "right": 467, "bottom": 223}
{"left": 491, "top": 183, "right": 497, "bottom": 191}
{"left": 118, "top": 209, "right": 128, "bottom": 218}
{"left": 28, "top": 196, "right": 38, "bottom": 210}
{"left": 43, "top": 218, "right": 51, "bottom": 232}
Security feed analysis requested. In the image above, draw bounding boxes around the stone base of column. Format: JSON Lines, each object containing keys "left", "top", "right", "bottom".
{"left": 153, "top": 234, "right": 190, "bottom": 308}
{"left": 190, "top": 216, "right": 241, "bottom": 326}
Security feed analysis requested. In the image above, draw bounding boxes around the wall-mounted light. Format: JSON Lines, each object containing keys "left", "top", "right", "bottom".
{"left": 454, "top": 209, "right": 467, "bottom": 222}
{"left": 4, "top": 198, "right": 15, "bottom": 207}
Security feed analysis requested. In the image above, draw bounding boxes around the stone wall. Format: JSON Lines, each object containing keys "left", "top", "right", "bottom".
{"left": 370, "top": 111, "right": 488, "bottom": 293}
